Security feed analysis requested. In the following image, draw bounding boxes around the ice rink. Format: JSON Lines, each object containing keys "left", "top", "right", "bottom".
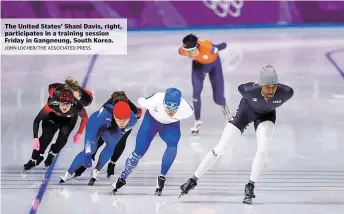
{"left": 1, "top": 27, "right": 344, "bottom": 214}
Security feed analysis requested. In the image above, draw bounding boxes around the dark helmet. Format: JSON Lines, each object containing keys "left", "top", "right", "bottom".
{"left": 58, "top": 89, "right": 74, "bottom": 104}
{"left": 182, "top": 34, "right": 199, "bottom": 50}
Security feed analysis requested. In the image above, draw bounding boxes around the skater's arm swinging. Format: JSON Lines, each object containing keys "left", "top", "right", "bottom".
{"left": 277, "top": 84, "right": 294, "bottom": 102}
{"left": 48, "top": 83, "right": 62, "bottom": 98}
{"left": 211, "top": 42, "right": 227, "bottom": 53}
{"left": 76, "top": 108, "right": 88, "bottom": 134}
{"left": 238, "top": 82, "right": 257, "bottom": 99}
{"left": 137, "top": 93, "right": 159, "bottom": 109}
{"left": 178, "top": 99, "right": 194, "bottom": 119}
{"left": 127, "top": 99, "right": 142, "bottom": 118}
{"left": 79, "top": 88, "right": 93, "bottom": 106}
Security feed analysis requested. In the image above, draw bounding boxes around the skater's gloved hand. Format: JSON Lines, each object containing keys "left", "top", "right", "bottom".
{"left": 136, "top": 108, "right": 142, "bottom": 118}
{"left": 32, "top": 138, "right": 40, "bottom": 150}
{"left": 73, "top": 133, "right": 82, "bottom": 144}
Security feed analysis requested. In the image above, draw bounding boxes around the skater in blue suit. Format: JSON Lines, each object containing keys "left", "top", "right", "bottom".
{"left": 111, "top": 88, "right": 193, "bottom": 196}
{"left": 60, "top": 101, "right": 138, "bottom": 185}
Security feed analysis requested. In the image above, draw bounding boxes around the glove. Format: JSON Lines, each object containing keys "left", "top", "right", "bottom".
{"left": 32, "top": 138, "right": 40, "bottom": 150}
{"left": 73, "top": 133, "right": 82, "bottom": 144}
{"left": 136, "top": 107, "right": 143, "bottom": 118}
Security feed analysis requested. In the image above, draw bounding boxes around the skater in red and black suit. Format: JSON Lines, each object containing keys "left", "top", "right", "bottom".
{"left": 23, "top": 88, "right": 89, "bottom": 171}
{"left": 47, "top": 76, "right": 93, "bottom": 144}
{"left": 73, "top": 91, "right": 142, "bottom": 179}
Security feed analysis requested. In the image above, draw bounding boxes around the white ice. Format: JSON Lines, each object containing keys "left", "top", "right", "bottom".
{"left": 1, "top": 27, "right": 344, "bottom": 214}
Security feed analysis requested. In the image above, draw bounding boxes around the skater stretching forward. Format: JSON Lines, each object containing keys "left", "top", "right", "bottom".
{"left": 23, "top": 88, "right": 88, "bottom": 171}
{"left": 60, "top": 101, "right": 138, "bottom": 186}
{"left": 111, "top": 88, "right": 193, "bottom": 196}
{"left": 73, "top": 91, "right": 142, "bottom": 179}
{"left": 179, "top": 65, "right": 294, "bottom": 204}
{"left": 46, "top": 77, "right": 93, "bottom": 146}
{"left": 179, "top": 34, "right": 230, "bottom": 134}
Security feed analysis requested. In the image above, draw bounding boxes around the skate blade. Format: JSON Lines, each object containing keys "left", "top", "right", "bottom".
{"left": 178, "top": 191, "right": 185, "bottom": 199}
{"left": 110, "top": 189, "right": 118, "bottom": 195}
{"left": 190, "top": 131, "right": 199, "bottom": 135}
{"left": 154, "top": 191, "right": 162, "bottom": 196}
{"left": 21, "top": 170, "right": 29, "bottom": 178}
{"left": 243, "top": 198, "right": 252, "bottom": 205}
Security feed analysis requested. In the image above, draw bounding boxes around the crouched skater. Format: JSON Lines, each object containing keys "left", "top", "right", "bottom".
{"left": 23, "top": 88, "right": 88, "bottom": 171}
{"left": 111, "top": 88, "right": 193, "bottom": 196}
{"left": 60, "top": 101, "right": 138, "bottom": 185}
{"left": 179, "top": 65, "right": 294, "bottom": 204}
{"left": 73, "top": 91, "right": 142, "bottom": 179}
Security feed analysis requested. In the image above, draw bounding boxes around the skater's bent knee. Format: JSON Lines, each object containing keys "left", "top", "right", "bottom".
{"left": 131, "top": 151, "right": 143, "bottom": 160}
{"left": 255, "top": 150, "right": 268, "bottom": 160}
{"left": 213, "top": 96, "right": 226, "bottom": 106}
{"left": 212, "top": 147, "right": 230, "bottom": 156}
{"left": 211, "top": 149, "right": 218, "bottom": 156}
{"left": 166, "top": 146, "right": 177, "bottom": 153}
{"left": 256, "top": 146, "right": 269, "bottom": 155}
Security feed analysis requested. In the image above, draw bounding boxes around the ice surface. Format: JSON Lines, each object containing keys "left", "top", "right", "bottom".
{"left": 1, "top": 27, "right": 344, "bottom": 214}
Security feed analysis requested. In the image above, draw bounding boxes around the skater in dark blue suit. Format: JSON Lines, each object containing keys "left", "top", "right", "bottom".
{"left": 60, "top": 101, "right": 138, "bottom": 185}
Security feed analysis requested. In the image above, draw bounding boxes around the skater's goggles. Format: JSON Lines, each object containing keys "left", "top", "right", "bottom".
{"left": 164, "top": 101, "right": 179, "bottom": 110}
{"left": 183, "top": 47, "right": 197, "bottom": 52}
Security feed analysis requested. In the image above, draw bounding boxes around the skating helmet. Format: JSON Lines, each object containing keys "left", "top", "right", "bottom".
{"left": 164, "top": 88, "right": 181, "bottom": 110}
{"left": 113, "top": 101, "right": 131, "bottom": 119}
{"left": 182, "top": 34, "right": 199, "bottom": 51}
{"left": 58, "top": 89, "right": 74, "bottom": 104}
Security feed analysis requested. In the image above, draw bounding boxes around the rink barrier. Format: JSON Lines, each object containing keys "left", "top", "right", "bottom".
{"left": 325, "top": 48, "right": 344, "bottom": 77}
{"left": 29, "top": 54, "right": 98, "bottom": 214}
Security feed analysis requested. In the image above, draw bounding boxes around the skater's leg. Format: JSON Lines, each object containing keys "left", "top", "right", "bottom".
{"left": 180, "top": 99, "right": 254, "bottom": 195}
{"left": 51, "top": 116, "right": 77, "bottom": 154}
{"left": 191, "top": 61, "right": 206, "bottom": 121}
{"left": 193, "top": 122, "right": 241, "bottom": 179}
{"left": 60, "top": 149, "right": 88, "bottom": 184}
{"left": 92, "top": 136, "right": 105, "bottom": 160}
{"left": 209, "top": 57, "right": 226, "bottom": 106}
{"left": 242, "top": 110, "right": 275, "bottom": 204}
{"left": 153, "top": 121, "right": 181, "bottom": 195}
{"left": 67, "top": 137, "right": 99, "bottom": 174}
{"left": 61, "top": 113, "right": 102, "bottom": 182}
{"left": 24, "top": 118, "right": 58, "bottom": 170}
{"left": 45, "top": 116, "right": 77, "bottom": 167}
{"left": 94, "top": 129, "right": 120, "bottom": 171}
{"left": 158, "top": 122, "right": 181, "bottom": 176}
{"left": 67, "top": 151, "right": 86, "bottom": 174}
{"left": 193, "top": 99, "right": 252, "bottom": 180}
{"left": 32, "top": 119, "right": 58, "bottom": 159}
{"left": 120, "top": 111, "right": 158, "bottom": 181}
{"left": 250, "top": 110, "right": 276, "bottom": 183}
{"left": 111, "top": 129, "right": 131, "bottom": 163}
{"left": 179, "top": 122, "right": 241, "bottom": 195}
{"left": 208, "top": 57, "right": 230, "bottom": 120}
{"left": 75, "top": 126, "right": 102, "bottom": 177}
{"left": 106, "top": 129, "right": 131, "bottom": 178}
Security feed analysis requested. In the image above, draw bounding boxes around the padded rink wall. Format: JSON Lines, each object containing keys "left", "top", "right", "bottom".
{"left": 1, "top": 1, "right": 344, "bottom": 30}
